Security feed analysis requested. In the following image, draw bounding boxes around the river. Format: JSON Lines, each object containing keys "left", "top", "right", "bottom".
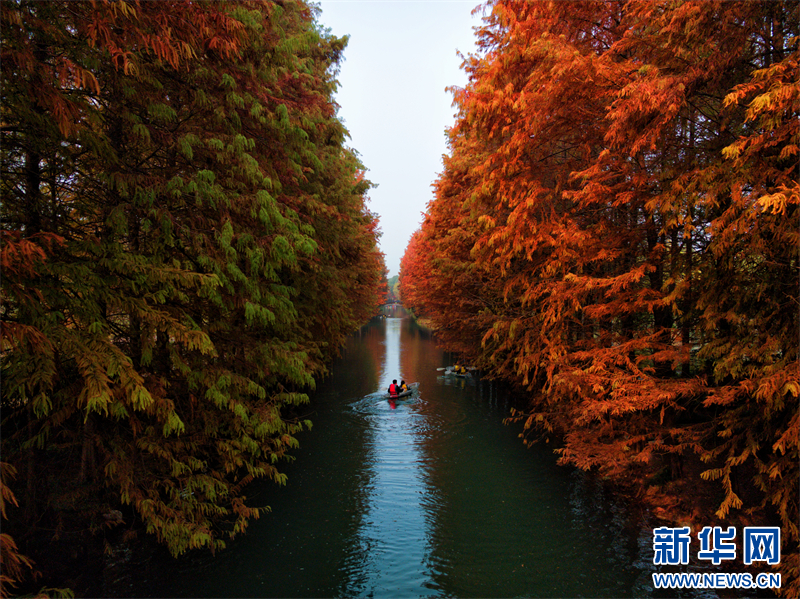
{"left": 120, "top": 307, "right": 665, "bottom": 598}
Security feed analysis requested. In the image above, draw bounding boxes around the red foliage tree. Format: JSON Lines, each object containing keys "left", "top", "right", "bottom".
{"left": 402, "top": 1, "right": 798, "bottom": 591}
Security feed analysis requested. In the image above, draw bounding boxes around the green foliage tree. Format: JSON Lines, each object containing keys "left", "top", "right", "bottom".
{"left": 1, "top": 0, "right": 383, "bottom": 592}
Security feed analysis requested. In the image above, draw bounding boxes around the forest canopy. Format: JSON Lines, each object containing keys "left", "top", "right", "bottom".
{"left": 1, "top": 0, "right": 385, "bottom": 593}
{"left": 401, "top": 0, "right": 798, "bottom": 592}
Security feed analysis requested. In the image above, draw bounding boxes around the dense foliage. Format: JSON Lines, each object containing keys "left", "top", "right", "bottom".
{"left": 386, "top": 274, "right": 400, "bottom": 303}
{"left": 1, "top": 0, "right": 384, "bottom": 593}
{"left": 401, "top": 0, "right": 798, "bottom": 592}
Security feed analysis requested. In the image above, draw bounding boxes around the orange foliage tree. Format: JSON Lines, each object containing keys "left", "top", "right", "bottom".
{"left": 401, "top": 0, "right": 798, "bottom": 591}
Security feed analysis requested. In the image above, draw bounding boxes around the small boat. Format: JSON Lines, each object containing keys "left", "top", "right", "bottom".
{"left": 439, "top": 366, "right": 473, "bottom": 378}
{"left": 385, "top": 382, "right": 419, "bottom": 399}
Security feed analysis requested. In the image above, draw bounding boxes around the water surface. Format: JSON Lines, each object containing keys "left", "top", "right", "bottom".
{"left": 135, "top": 308, "right": 659, "bottom": 597}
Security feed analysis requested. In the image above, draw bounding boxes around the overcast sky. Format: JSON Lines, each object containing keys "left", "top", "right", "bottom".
{"left": 316, "top": 0, "right": 482, "bottom": 277}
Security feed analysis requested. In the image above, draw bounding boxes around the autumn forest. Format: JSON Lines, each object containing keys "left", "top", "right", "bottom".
{"left": 401, "top": 0, "right": 798, "bottom": 593}
{"left": 1, "top": 0, "right": 386, "bottom": 594}
{"left": 1, "top": 0, "right": 798, "bottom": 596}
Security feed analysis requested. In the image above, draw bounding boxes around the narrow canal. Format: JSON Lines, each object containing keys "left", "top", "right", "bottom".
{"left": 131, "top": 307, "right": 662, "bottom": 598}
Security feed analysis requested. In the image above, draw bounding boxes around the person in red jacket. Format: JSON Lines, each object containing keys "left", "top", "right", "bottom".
{"left": 388, "top": 380, "right": 399, "bottom": 396}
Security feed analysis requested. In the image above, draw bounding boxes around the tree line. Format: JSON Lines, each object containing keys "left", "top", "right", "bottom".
{"left": 1, "top": 0, "right": 385, "bottom": 594}
{"left": 400, "top": 0, "right": 798, "bottom": 593}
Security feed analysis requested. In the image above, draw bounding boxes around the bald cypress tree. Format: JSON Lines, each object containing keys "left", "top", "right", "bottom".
{"left": 402, "top": 0, "right": 798, "bottom": 591}
{"left": 1, "top": 0, "right": 383, "bottom": 591}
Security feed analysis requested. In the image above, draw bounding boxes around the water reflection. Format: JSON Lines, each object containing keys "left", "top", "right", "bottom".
{"left": 399, "top": 310, "right": 647, "bottom": 598}
{"left": 341, "top": 317, "right": 434, "bottom": 596}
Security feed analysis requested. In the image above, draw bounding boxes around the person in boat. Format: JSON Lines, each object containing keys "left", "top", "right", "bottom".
{"left": 388, "top": 380, "right": 400, "bottom": 396}
{"left": 400, "top": 380, "right": 408, "bottom": 392}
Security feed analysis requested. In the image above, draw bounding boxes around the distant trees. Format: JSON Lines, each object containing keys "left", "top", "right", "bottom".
{"left": 401, "top": 0, "right": 798, "bottom": 592}
{"left": 1, "top": 0, "right": 384, "bottom": 593}
{"left": 385, "top": 274, "right": 400, "bottom": 303}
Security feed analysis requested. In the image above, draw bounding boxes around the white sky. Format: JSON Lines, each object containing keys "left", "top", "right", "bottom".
{"left": 316, "top": 0, "right": 482, "bottom": 277}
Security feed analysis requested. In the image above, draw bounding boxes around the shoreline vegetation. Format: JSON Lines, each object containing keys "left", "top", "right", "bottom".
{"left": 413, "top": 318, "right": 434, "bottom": 333}
{"left": 398, "top": 1, "right": 798, "bottom": 595}
{"left": 1, "top": 1, "right": 387, "bottom": 596}
{"left": 405, "top": 310, "right": 433, "bottom": 333}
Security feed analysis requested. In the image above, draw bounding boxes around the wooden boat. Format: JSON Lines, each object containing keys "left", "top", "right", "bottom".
{"left": 385, "top": 382, "right": 419, "bottom": 399}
